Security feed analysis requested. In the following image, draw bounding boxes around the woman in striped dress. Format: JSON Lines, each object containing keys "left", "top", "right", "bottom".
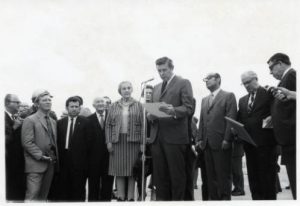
{"left": 105, "top": 81, "right": 144, "bottom": 201}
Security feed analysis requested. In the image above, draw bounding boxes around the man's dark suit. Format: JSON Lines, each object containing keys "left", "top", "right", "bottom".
{"left": 149, "top": 75, "right": 194, "bottom": 200}
{"left": 198, "top": 89, "right": 237, "bottom": 200}
{"left": 54, "top": 115, "right": 90, "bottom": 201}
{"left": 238, "top": 86, "right": 277, "bottom": 200}
{"left": 87, "top": 112, "right": 114, "bottom": 201}
{"left": 270, "top": 69, "right": 296, "bottom": 199}
{"left": 5, "top": 112, "right": 26, "bottom": 201}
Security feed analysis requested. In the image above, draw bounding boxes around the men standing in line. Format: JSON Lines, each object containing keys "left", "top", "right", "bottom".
{"left": 148, "top": 57, "right": 194, "bottom": 200}
{"left": 54, "top": 96, "right": 90, "bottom": 201}
{"left": 21, "top": 91, "right": 58, "bottom": 201}
{"left": 267, "top": 53, "right": 296, "bottom": 199}
{"left": 197, "top": 73, "right": 237, "bottom": 200}
{"left": 5, "top": 94, "right": 26, "bottom": 201}
{"left": 87, "top": 97, "right": 114, "bottom": 201}
{"left": 238, "top": 71, "right": 277, "bottom": 199}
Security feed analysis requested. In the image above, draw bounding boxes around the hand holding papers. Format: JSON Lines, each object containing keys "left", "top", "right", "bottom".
{"left": 143, "top": 102, "right": 173, "bottom": 118}
{"left": 225, "top": 116, "right": 257, "bottom": 147}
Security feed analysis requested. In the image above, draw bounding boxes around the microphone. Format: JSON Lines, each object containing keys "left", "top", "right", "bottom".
{"left": 141, "top": 78, "right": 154, "bottom": 84}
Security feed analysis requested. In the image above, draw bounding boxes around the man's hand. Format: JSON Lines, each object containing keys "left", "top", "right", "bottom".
{"left": 191, "top": 145, "right": 198, "bottom": 156}
{"left": 41, "top": 155, "right": 56, "bottom": 163}
{"left": 159, "top": 103, "right": 175, "bottom": 116}
{"left": 147, "top": 113, "right": 157, "bottom": 121}
{"left": 197, "top": 140, "right": 205, "bottom": 150}
{"left": 222, "top": 140, "right": 231, "bottom": 150}
{"left": 277, "top": 87, "right": 296, "bottom": 100}
{"left": 12, "top": 118, "right": 22, "bottom": 130}
{"left": 140, "top": 144, "right": 145, "bottom": 153}
{"left": 274, "top": 91, "right": 287, "bottom": 101}
{"left": 107, "top": 143, "right": 113, "bottom": 153}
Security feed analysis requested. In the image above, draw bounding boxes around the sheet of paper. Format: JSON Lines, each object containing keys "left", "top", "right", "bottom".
{"left": 143, "top": 102, "right": 172, "bottom": 118}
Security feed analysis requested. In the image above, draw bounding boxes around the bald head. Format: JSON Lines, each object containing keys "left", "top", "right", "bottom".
{"left": 93, "top": 97, "right": 106, "bottom": 113}
{"left": 241, "top": 71, "right": 259, "bottom": 93}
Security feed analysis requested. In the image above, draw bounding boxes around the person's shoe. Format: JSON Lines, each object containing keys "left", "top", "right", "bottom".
{"left": 285, "top": 185, "right": 290, "bottom": 190}
{"left": 232, "top": 190, "right": 245, "bottom": 196}
{"left": 117, "top": 197, "right": 126, "bottom": 201}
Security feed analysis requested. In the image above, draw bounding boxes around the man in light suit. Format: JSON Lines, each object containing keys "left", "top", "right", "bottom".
{"left": 54, "top": 96, "right": 90, "bottom": 201}
{"left": 267, "top": 53, "right": 296, "bottom": 199}
{"left": 87, "top": 97, "right": 114, "bottom": 201}
{"left": 5, "top": 94, "right": 26, "bottom": 201}
{"left": 148, "top": 57, "right": 194, "bottom": 200}
{"left": 238, "top": 71, "right": 277, "bottom": 199}
{"left": 21, "top": 91, "right": 58, "bottom": 201}
{"left": 197, "top": 73, "right": 237, "bottom": 200}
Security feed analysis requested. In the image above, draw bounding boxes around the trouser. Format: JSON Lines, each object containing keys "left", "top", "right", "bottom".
{"left": 232, "top": 155, "right": 244, "bottom": 192}
{"left": 25, "top": 164, "right": 54, "bottom": 201}
{"left": 151, "top": 137, "right": 187, "bottom": 200}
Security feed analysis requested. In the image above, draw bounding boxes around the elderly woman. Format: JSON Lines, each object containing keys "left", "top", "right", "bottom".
{"left": 106, "top": 81, "right": 144, "bottom": 201}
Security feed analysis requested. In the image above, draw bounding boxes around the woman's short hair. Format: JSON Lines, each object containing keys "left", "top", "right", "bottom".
{"left": 118, "top": 81, "right": 133, "bottom": 95}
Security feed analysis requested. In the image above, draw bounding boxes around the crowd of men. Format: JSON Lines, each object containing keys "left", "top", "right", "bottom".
{"left": 5, "top": 53, "right": 296, "bottom": 201}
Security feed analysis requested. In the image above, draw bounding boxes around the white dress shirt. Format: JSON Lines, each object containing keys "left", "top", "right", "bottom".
{"left": 65, "top": 116, "right": 77, "bottom": 149}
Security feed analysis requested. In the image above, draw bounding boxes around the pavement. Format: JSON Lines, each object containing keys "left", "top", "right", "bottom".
{"left": 142, "top": 156, "right": 293, "bottom": 201}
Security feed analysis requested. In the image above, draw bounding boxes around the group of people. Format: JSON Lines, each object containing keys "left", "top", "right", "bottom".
{"left": 5, "top": 53, "right": 296, "bottom": 202}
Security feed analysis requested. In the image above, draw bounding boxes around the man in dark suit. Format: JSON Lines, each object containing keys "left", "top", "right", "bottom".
{"left": 148, "top": 57, "right": 194, "bottom": 200}
{"left": 87, "top": 97, "right": 114, "bottom": 201}
{"left": 238, "top": 71, "right": 277, "bottom": 199}
{"left": 5, "top": 94, "right": 26, "bottom": 201}
{"left": 267, "top": 53, "right": 296, "bottom": 199}
{"left": 55, "top": 96, "right": 90, "bottom": 201}
{"left": 197, "top": 73, "right": 237, "bottom": 200}
{"left": 22, "top": 91, "right": 58, "bottom": 201}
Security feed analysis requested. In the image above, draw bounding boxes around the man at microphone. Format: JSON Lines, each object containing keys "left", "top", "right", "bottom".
{"left": 147, "top": 57, "right": 194, "bottom": 200}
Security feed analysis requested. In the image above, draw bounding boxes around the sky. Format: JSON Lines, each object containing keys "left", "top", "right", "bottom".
{"left": 0, "top": 0, "right": 299, "bottom": 202}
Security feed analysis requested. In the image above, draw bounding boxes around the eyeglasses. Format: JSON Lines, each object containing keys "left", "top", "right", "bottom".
{"left": 241, "top": 78, "right": 255, "bottom": 86}
{"left": 269, "top": 61, "right": 280, "bottom": 71}
{"left": 203, "top": 75, "right": 216, "bottom": 82}
{"left": 9, "top": 101, "right": 21, "bottom": 104}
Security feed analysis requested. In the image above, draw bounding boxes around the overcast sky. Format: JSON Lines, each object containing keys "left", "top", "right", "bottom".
{"left": 1, "top": 0, "right": 299, "bottom": 117}
{"left": 0, "top": 0, "right": 300, "bottom": 203}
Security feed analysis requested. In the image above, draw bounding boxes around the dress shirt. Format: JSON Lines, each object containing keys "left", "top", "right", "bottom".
{"left": 211, "top": 87, "right": 221, "bottom": 100}
{"left": 96, "top": 111, "right": 106, "bottom": 128}
{"left": 65, "top": 116, "right": 77, "bottom": 149}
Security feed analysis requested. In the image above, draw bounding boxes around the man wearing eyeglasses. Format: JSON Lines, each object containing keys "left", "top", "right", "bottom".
{"left": 196, "top": 73, "right": 237, "bottom": 200}
{"left": 5, "top": 94, "right": 26, "bottom": 201}
{"left": 267, "top": 53, "right": 296, "bottom": 199}
{"left": 237, "top": 71, "right": 277, "bottom": 200}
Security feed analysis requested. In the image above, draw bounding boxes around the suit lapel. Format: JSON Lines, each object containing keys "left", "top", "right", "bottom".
{"left": 73, "top": 116, "right": 81, "bottom": 135}
{"left": 37, "top": 112, "right": 48, "bottom": 132}
{"left": 208, "top": 90, "right": 223, "bottom": 112}
{"left": 159, "top": 75, "right": 177, "bottom": 99}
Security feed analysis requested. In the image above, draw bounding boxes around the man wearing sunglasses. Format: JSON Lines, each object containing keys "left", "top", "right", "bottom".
{"left": 267, "top": 53, "right": 296, "bottom": 199}
{"left": 197, "top": 73, "right": 237, "bottom": 200}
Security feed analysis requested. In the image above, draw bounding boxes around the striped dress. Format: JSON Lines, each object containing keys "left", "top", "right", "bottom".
{"left": 106, "top": 98, "right": 143, "bottom": 177}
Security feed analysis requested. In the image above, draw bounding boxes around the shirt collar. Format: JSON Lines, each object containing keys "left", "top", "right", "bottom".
{"left": 281, "top": 67, "right": 292, "bottom": 80}
{"left": 211, "top": 88, "right": 221, "bottom": 97}
{"left": 96, "top": 110, "right": 106, "bottom": 117}
{"left": 68, "top": 116, "right": 78, "bottom": 121}
{"left": 5, "top": 110, "right": 14, "bottom": 120}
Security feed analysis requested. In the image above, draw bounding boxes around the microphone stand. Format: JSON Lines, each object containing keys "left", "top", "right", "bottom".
{"left": 140, "top": 81, "right": 147, "bottom": 201}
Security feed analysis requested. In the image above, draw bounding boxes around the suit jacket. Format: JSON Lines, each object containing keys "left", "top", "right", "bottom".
{"left": 238, "top": 86, "right": 276, "bottom": 146}
{"left": 57, "top": 115, "right": 90, "bottom": 171}
{"left": 149, "top": 75, "right": 194, "bottom": 144}
{"left": 21, "top": 110, "right": 57, "bottom": 173}
{"left": 198, "top": 89, "right": 237, "bottom": 150}
{"left": 88, "top": 112, "right": 109, "bottom": 174}
{"left": 271, "top": 69, "right": 296, "bottom": 146}
{"left": 5, "top": 112, "right": 25, "bottom": 172}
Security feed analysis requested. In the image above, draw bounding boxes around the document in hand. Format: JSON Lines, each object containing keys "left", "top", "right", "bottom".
{"left": 143, "top": 102, "right": 172, "bottom": 118}
{"left": 225, "top": 116, "right": 257, "bottom": 147}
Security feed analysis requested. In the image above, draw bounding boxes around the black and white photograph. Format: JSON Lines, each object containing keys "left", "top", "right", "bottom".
{"left": 0, "top": 0, "right": 298, "bottom": 204}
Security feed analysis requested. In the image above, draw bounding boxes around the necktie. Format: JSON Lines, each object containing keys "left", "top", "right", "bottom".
{"left": 45, "top": 116, "right": 55, "bottom": 146}
{"left": 247, "top": 93, "right": 255, "bottom": 113}
{"left": 161, "top": 81, "right": 167, "bottom": 94}
{"left": 99, "top": 114, "right": 104, "bottom": 128}
{"left": 68, "top": 118, "right": 74, "bottom": 148}
{"left": 208, "top": 94, "right": 214, "bottom": 107}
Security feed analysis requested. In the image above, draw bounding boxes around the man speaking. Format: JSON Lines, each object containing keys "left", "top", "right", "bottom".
{"left": 148, "top": 57, "right": 194, "bottom": 200}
